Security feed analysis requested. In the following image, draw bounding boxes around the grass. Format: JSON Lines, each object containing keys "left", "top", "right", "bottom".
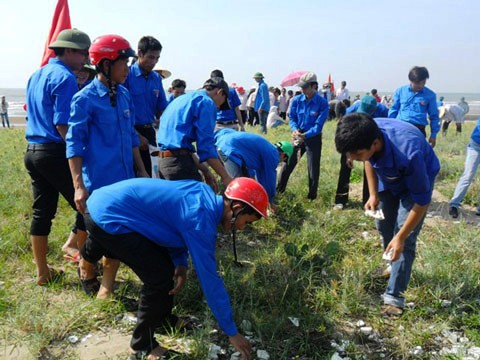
{"left": 1, "top": 122, "right": 480, "bottom": 359}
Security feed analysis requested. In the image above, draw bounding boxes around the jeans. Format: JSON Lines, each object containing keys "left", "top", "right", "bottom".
{"left": 81, "top": 213, "right": 176, "bottom": 353}
{"left": 450, "top": 139, "right": 480, "bottom": 210}
{"left": 1, "top": 112, "right": 9, "bottom": 128}
{"left": 218, "top": 150, "right": 248, "bottom": 178}
{"left": 277, "top": 134, "right": 322, "bottom": 200}
{"left": 376, "top": 190, "right": 425, "bottom": 308}
{"left": 259, "top": 111, "right": 268, "bottom": 134}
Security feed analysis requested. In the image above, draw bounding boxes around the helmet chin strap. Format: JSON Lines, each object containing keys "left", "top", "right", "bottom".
{"left": 100, "top": 61, "right": 117, "bottom": 107}
{"left": 230, "top": 203, "right": 247, "bottom": 266}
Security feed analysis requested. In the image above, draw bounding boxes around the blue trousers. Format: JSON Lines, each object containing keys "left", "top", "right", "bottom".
{"left": 376, "top": 190, "right": 426, "bottom": 308}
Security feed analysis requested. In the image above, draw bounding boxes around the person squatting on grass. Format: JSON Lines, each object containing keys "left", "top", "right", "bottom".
{"left": 66, "top": 34, "right": 149, "bottom": 298}
{"left": 80, "top": 177, "right": 268, "bottom": 360}
{"left": 335, "top": 114, "right": 440, "bottom": 316}
{"left": 24, "top": 29, "right": 91, "bottom": 286}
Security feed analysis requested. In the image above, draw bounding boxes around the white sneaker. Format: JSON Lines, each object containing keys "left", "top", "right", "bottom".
{"left": 333, "top": 203, "right": 344, "bottom": 211}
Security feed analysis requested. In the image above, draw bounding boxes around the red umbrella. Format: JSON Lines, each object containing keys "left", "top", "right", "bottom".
{"left": 280, "top": 71, "right": 308, "bottom": 87}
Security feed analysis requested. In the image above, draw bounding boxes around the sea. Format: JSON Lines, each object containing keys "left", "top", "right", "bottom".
{"left": 2, "top": 87, "right": 480, "bottom": 117}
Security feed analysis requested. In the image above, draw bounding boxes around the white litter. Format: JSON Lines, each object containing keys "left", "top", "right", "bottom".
{"left": 67, "top": 335, "right": 79, "bottom": 344}
{"left": 360, "top": 326, "right": 372, "bottom": 335}
{"left": 257, "top": 349, "right": 270, "bottom": 359}
{"left": 364, "top": 209, "right": 384, "bottom": 220}
{"left": 288, "top": 317, "right": 299, "bottom": 327}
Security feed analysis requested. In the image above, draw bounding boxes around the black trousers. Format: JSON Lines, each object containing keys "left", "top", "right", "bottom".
{"left": 24, "top": 144, "right": 85, "bottom": 235}
{"left": 135, "top": 125, "right": 157, "bottom": 178}
{"left": 81, "top": 213, "right": 176, "bottom": 353}
{"left": 277, "top": 134, "right": 322, "bottom": 200}
{"left": 247, "top": 108, "right": 259, "bottom": 126}
{"left": 158, "top": 153, "right": 202, "bottom": 181}
{"left": 335, "top": 153, "right": 369, "bottom": 206}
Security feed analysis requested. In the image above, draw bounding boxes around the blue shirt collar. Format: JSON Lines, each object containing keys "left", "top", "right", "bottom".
{"left": 92, "top": 77, "right": 110, "bottom": 98}
{"left": 370, "top": 131, "right": 393, "bottom": 168}
{"left": 408, "top": 85, "right": 425, "bottom": 95}
{"left": 131, "top": 62, "right": 153, "bottom": 79}
{"left": 48, "top": 57, "right": 75, "bottom": 76}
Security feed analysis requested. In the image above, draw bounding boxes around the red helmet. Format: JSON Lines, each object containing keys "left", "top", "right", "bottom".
{"left": 225, "top": 177, "right": 268, "bottom": 218}
{"left": 89, "top": 34, "right": 136, "bottom": 65}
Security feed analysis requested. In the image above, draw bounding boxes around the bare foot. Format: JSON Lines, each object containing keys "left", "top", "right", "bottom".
{"left": 96, "top": 284, "right": 114, "bottom": 300}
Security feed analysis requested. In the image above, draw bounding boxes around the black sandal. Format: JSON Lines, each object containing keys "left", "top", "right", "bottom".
{"left": 77, "top": 266, "right": 100, "bottom": 295}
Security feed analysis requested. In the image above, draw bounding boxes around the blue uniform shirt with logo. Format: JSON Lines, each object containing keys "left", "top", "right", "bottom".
{"left": 216, "top": 88, "right": 241, "bottom": 122}
{"left": 369, "top": 118, "right": 440, "bottom": 206}
{"left": 124, "top": 62, "right": 168, "bottom": 126}
{"left": 86, "top": 178, "right": 238, "bottom": 336}
{"left": 388, "top": 85, "right": 440, "bottom": 138}
{"left": 288, "top": 92, "right": 329, "bottom": 138}
{"left": 26, "top": 58, "right": 78, "bottom": 144}
{"left": 157, "top": 89, "right": 218, "bottom": 162}
{"left": 66, "top": 78, "right": 139, "bottom": 192}
{"left": 214, "top": 128, "right": 279, "bottom": 202}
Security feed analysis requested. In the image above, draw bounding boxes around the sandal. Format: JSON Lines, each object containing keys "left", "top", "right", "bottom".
{"left": 129, "top": 346, "right": 172, "bottom": 360}
{"left": 77, "top": 266, "right": 100, "bottom": 296}
{"left": 63, "top": 252, "right": 81, "bottom": 263}
{"left": 37, "top": 267, "right": 65, "bottom": 286}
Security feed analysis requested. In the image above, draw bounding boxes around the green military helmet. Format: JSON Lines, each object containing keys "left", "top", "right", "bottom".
{"left": 48, "top": 28, "right": 91, "bottom": 50}
{"left": 276, "top": 141, "right": 294, "bottom": 164}
{"left": 253, "top": 72, "right": 264, "bottom": 79}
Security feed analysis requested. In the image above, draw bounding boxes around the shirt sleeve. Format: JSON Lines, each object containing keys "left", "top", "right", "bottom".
{"left": 405, "top": 151, "right": 433, "bottom": 205}
{"left": 427, "top": 93, "right": 440, "bottom": 139}
{"left": 288, "top": 97, "right": 299, "bottom": 131}
{"left": 230, "top": 90, "right": 241, "bottom": 108}
{"left": 194, "top": 100, "right": 219, "bottom": 162}
{"left": 184, "top": 226, "right": 238, "bottom": 336}
{"left": 167, "top": 247, "right": 189, "bottom": 268}
{"left": 304, "top": 97, "right": 329, "bottom": 138}
{"left": 156, "top": 79, "right": 168, "bottom": 112}
{"left": 388, "top": 89, "right": 400, "bottom": 118}
{"left": 66, "top": 94, "right": 90, "bottom": 158}
{"left": 129, "top": 95, "right": 140, "bottom": 148}
{"left": 53, "top": 75, "right": 78, "bottom": 126}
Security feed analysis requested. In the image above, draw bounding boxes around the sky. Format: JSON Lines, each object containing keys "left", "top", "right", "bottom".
{"left": 1, "top": 0, "right": 479, "bottom": 93}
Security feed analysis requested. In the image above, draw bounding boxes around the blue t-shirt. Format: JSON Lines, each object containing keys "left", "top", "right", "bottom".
{"left": 157, "top": 89, "right": 218, "bottom": 162}
{"left": 214, "top": 128, "right": 279, "bottom": 201}
{"left": 470, "top": 118, "right": 480, "bottom": 144}
{"left": 388, "top": 85, "right": 440, "bottom": 138}
{"left": 26, "top": 58, "right": 79, "bottom": 144}
{"left": 289, "top": 92, "right": 329, "bottom": 138}
{"left": 66, "top": 78, "right": 139, "bottom": 192}
{"left": 124, "top": 62, "right": 168, "bottom": 126}
{"left": 216, "top": 88, "right": 241, "bottom": 122}
{"left": 86, "top": 178, "right": 238, "bottom": 336}
{"left": 369, "top": 118, "right": 440, "bottom": 205}
{"left": 254, "top": 80, "right": 270, "bottom": 112}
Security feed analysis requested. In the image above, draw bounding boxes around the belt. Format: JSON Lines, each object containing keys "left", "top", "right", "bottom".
{"left": 159, "top": 149, "right": 192, "bottom": 158}
{"left": 27, "top": 143, "right": 66, "bottom": 151}
{"left": 135, "top": 124, "right": 153, "bottom": 129}
{"left": 216, "top": 120, "right": 238, "bottom": 125}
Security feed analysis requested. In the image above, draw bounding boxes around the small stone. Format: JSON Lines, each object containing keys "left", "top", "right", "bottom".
{"left": 362, "top": 231, "right": 369, "bottom": 239}
{"left": 460, "top": 336, "right": 469, "bottom": 343}
{"left": 257, "top": 349, "right": 270, "bottom": 359}
{"left": 398, "top": 325, "right": 405, "bottom": 331}
{"left": 360, "top": 326, "right": 372, "bottom": 335}
{"left": 411, "top": 346, "right": 423, "bottom": 355}
{"left": 247, "top": 241, "right": 256, "bottom": 247}
{"left": 355, "top": 320, "right": 365, "bottom": 327}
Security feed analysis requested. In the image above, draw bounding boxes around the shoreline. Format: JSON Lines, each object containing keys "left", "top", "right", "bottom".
{"left": 4, "top": 113, "right": 480, "bottom": 128}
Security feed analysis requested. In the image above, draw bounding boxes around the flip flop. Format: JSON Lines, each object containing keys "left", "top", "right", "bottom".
{"left": 37, "top": 267, "right": 65, "bottom": 286}
{"left": 76, "top": 266, "right": 100, "bottom": 296}
{"left": 129, "top": 346, "right": 174, "bottom": 360}
{"left": 63, "top": 252, "right": 81, "bottom": 263}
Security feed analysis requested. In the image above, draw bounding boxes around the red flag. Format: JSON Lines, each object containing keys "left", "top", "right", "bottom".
{"left": 40, "top": 0, "right": 72, "bottom": 67}
{"left": 328, "top": 73, "right": 335, "bottom": 94}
